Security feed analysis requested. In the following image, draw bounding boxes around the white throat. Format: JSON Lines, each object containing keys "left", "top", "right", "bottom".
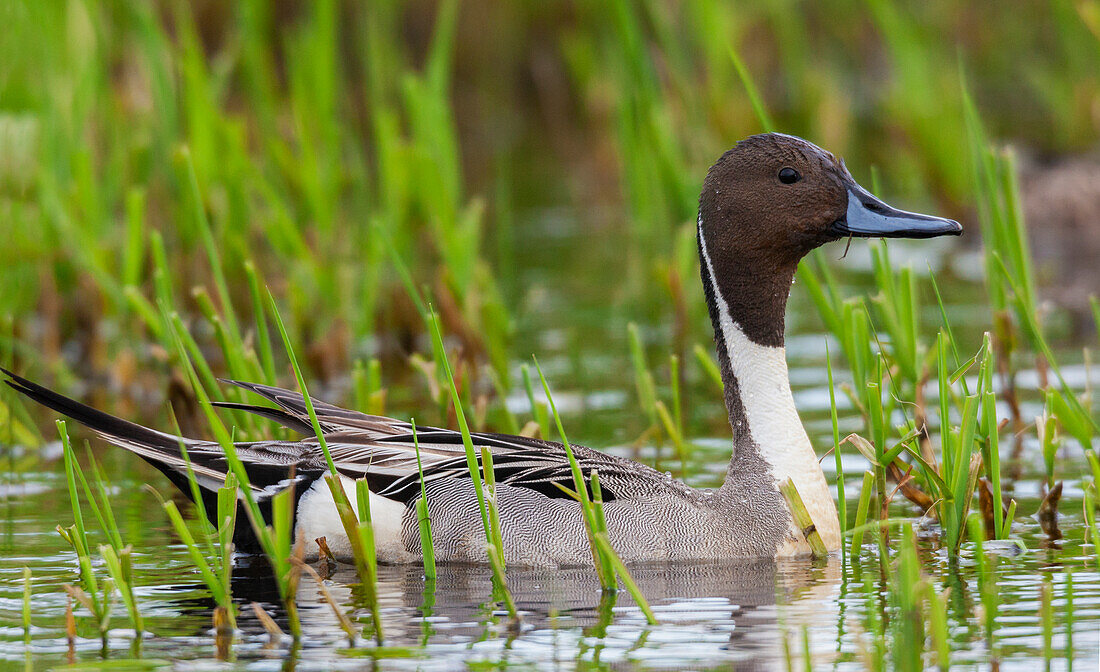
{"left": 697, "top": 215, "right": 840, "bottom": 553}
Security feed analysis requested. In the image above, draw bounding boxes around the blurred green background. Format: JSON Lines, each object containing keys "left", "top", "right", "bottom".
{"left": 0, "top": 0, "right": 1098, "bottom": 435}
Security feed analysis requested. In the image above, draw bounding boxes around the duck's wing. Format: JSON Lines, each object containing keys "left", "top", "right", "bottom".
{"left": 354, "top": 429, "right": 680, "bottom": 504}
{"left": 221, "top": 380, "right": 679, "bottom": 504}
{"left": 5, "top": 370, "right": 679, "bottom": 512}
{"left": 213, "top": 379, "right": 412, "bottom": 439}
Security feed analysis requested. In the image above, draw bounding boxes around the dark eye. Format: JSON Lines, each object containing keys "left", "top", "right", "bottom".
{"left": 778, "top": 167, "right": 801, "bottom": 184}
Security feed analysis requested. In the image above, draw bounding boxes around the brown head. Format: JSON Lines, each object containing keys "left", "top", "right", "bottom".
{"left": 697, "top": 133, "right": 960, "bottom": 347}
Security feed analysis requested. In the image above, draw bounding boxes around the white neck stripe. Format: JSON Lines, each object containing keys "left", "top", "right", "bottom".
{"left": 697, "top": 214, "right": 839, "bottom": 550}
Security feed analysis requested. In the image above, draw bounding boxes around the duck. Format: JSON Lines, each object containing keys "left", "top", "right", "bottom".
{"left": 2, "top": 133, "right": 961, "bottom": 566}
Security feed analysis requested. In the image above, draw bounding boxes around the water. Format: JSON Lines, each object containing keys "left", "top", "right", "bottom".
{"left": 2, "top": 465, "right": 1097, "bottom": 669}
{"left": 0, "top": 227, "right": 1097, "bottom": 670}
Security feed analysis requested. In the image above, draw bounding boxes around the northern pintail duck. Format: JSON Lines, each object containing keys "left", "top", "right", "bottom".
{"left": 3, "top": 133, "right": 960, "bottom": 565}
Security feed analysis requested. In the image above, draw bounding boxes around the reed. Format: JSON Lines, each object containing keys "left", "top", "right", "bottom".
{"left": 1092, "top": 296, "right": 1100, "bottom": 345}
{"left": 266, "top": 292, "right": 387, "bottom": 642}
{"left": 1040, "top": 575, "right": 1054, "bottom": 667}
{"left": 161, "top": 412, "right": 238, "bottom": 632}
{"left": 54, "top": 421, "right": 111, "bottom": 643}
{"left": 533, "top": 359, "right": 657, "bottom": 624}
{"left": 162, "top": 308, "right": 304, "bottom": 638}
{"left": 353, "top": 358, "right": 387, "bottom": 417}
{"left": 293, "top": 557, "right": 357, "bottom": 643}
{"left": 825, "top": 345, "right": 847, "bottom": 550}
{"left": 869, "top": 242, "right": 922, "bottom": 388}
{"left": 4, "top": 1, "right": 1100, "bottom": 666}
{"left": 411, "top": 423, "right": 437, "bottom": 580}
{"left": 730, "top": 45, "right": 776, "bottom": 134}
{"left": 849, "top": 471, "right": 875, "bottom": 557}
{"left": 1085, "top": 486, "right": 1100, "bottom": 563}
{"left": 627, "top": 323, "right": 660, "bottom": 435}
{"left": 159, "top": 477, "right": 237, "bottom": 630}
{"left": 97, "top": 545, "right": 142, "bottom": 639}
{"left": 521, "top": 364, "right": 551, "bottom": 439}
{"left": 268, "top": 293, "right": 384, "bottom": 642}
{"left": 22, "top": 567, "right": 31, "bottom": 644}
{"left": 779, "top": 479, "right": 829, "bottom": 559}
{"left": 629, "top": 325, "right": 690, "bottom": 469}
{"left": 969, "top": 515, "right": 1000, "bottom": 663}
{"left": 693, "top": 344, "right": 724, "bottom": 393}
{"left": 977, "top": 332, "right": 1008, "bottom": 539}
{"left": 426, "top": 305, "right": 516, "bottom": 618}
{"left": 866, "top": 375, "right": 889, "bottom": 522}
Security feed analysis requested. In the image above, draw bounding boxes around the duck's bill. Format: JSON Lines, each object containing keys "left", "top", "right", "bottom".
{"left": 830, "top": 185, "right": 962, "bottom": 239}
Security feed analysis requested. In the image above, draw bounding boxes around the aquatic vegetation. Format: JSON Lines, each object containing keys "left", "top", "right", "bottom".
{"left": 1, "top": 0, "right": 1098, "bottom": 668}
{"left": 410, "top": 424, "right": 437, "bottom": 580}
{"left": 159, "top": 467, "right": 238, "bottom": 632}
{"left": 534, "top": 359, "right": 657, "bottom": 624}
{"left": 427, "top": 306, "right": 517, "bottom": 618}
{"left": 269, "top": 293, "right": 384, "bottom": 642}
{"left": 54, "top": 422, "right": 118, "bottom": 644}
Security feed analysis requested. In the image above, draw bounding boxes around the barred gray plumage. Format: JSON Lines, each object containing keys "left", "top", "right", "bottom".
{"left": 1, "top": 368, "right": 792, "bottom": 565}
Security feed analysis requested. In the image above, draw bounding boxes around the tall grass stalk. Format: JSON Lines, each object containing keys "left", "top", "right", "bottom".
{"left": 1091, "top": 296, "right": 1100, "bottom": 345}
{"left": 72, "top": 449, "right": 147, "bottom": 637}
{"left": 533, "top": 359, "right": 656, "bottom": 624}
{"left": 729, "top": 46, "right": 775, "bottom": 133}
{"left": 826, "top": 344, "right": 846, "bottom": 551}
{"left": 22, "top": 567, "right": 31, "bottom": 644}
{"left": 411, "top": 423, "right": 437, "bottom": 580}
{"left": 162, "top": 308, "right": 302, "bottom": 638}
{"left": 160, "top": 480, "right": 237, "bottom": 630}
{"left": 267, "top": 292, "right": 383, "bottom": 642}
{"left": 969, "top": 515, "right": 999, "bottom": 662}
{"left": 533, "top": 359, "right": 614, "bottom": 588}
{"left": 977, "top": 333, "right": 1007, "bottom": 539}
{"left": 98, "top": 544, "right": 143, "bottom": 639}
{"left": 521, "top": 364, "right": 550, "bottom": 439}
{"left": 627, "top": 323, "right": 659, "bottom": 434}
{"left": 850, "top": 471, "right": 875, "bottom": 557}
{"left": 866, "top": 372, "right": 889, "bottom": 523}
{"left": 55, "top": 421, "right": 110, "bottom": 642}
{"left": 425, "top": 306, "right": 515, "bottom": 618}
{"left": 693, "top": 344, "right": 724, "bottom": 392}
{"left": 779, "top": 479, "right": 829, "bottom": 559}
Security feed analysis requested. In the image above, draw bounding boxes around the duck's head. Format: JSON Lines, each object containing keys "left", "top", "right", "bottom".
{"left": 697, "top": 133, "right": 961, "bottom": 347}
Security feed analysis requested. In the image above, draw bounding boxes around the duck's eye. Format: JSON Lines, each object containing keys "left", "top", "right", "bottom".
{"left": 778, "top": 167, "right": 801, "bottom": 184}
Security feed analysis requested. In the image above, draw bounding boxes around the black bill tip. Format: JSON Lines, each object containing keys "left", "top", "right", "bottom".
{"left": 832, "top": 186, "right": 962, "bottom": 239}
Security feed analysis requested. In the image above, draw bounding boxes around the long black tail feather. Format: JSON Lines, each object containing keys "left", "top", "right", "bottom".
{"left": 2, "top": 366, "right": 193, "bottom": 455}
{"left": 1, "top": 368, "right": 318, "bottom": 553}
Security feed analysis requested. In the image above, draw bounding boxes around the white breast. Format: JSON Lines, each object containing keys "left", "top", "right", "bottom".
{"left": 294, "top": 474, "right": 412, "bottom": 563}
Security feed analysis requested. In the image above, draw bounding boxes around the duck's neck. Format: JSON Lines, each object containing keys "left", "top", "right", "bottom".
{"left": 696, "top": 216, "right": 839, "bottom": 549}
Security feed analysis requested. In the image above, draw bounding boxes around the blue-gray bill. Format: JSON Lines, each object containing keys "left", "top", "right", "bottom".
{"left": 830, "top": 183, "right": 962, "bottom": 239}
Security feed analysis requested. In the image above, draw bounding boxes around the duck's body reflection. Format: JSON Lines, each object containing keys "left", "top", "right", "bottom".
{"left": 229, "top": 556, "right": 842, "bottom": 670}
